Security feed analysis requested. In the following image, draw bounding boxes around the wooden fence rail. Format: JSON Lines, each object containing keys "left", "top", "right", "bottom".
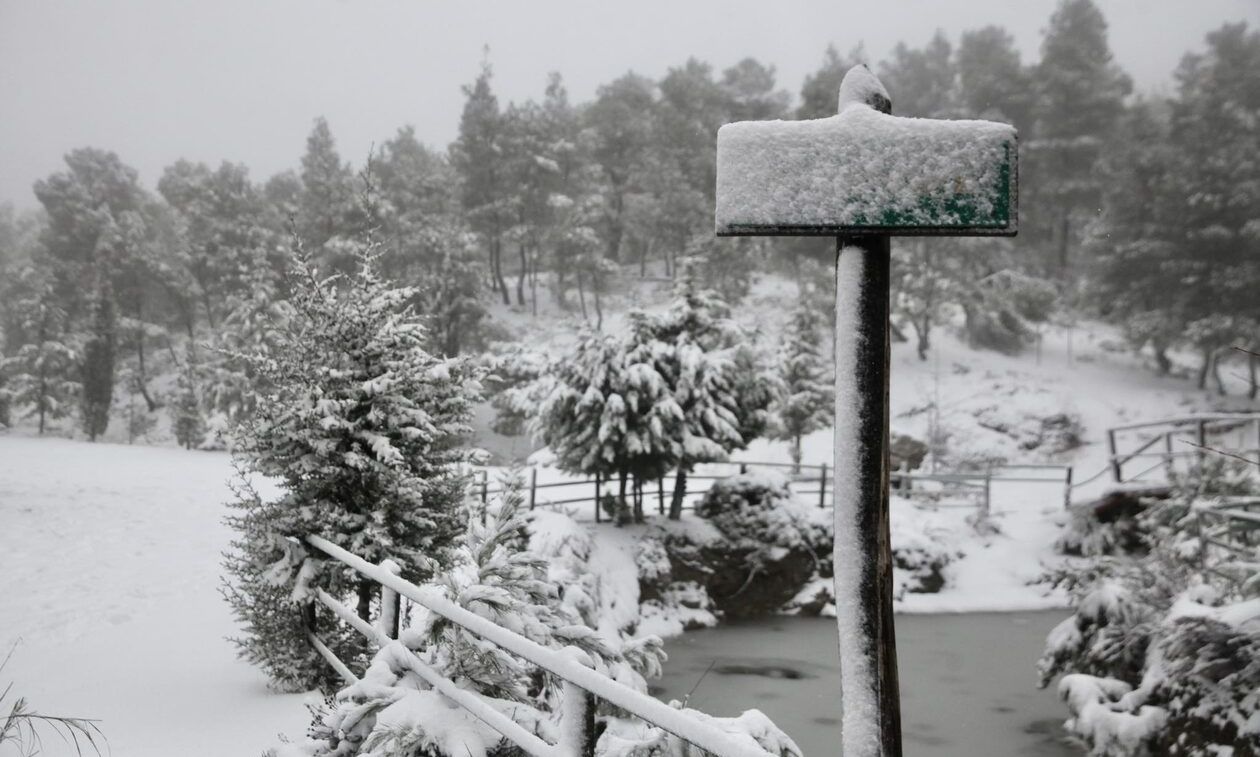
{"left": 1194, "top": 499, "right": 1260, "bottom": 595}
{"left": 471, "top": 461, "right": 1073, "bottom": 520}
{"left": 299, "top": 534, "right": 777, "bottom": 757}
{"left": 1105, "top": 414, "right": 1260, "bottom": 484}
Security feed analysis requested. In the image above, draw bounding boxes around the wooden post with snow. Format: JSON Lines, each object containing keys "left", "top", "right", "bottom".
{"left": 715, "top": 64, "right": 1017, "bottom": 757}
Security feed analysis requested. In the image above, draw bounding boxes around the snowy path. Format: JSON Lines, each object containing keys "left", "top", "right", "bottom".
{"left": 0, "top": 436, "right": 311, "bottom": 757}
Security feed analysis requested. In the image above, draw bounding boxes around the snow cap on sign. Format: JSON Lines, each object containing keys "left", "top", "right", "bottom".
{"left": 837, "top": 64, "right": 891, "bottom": 114}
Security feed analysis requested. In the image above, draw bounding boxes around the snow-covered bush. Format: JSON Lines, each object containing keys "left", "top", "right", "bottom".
{"left": 278, "top": 478, "right": 668, "bottom": 757}
{"left": 1059, "top": 458, "right": 1257, "bottom": 558}
{"left": 222, "top": 244, "right": 481, "bottom": 691}
{"left": 887, "top": 505, "right": 960, "bottom": 596}
{"left": 694, "top": 472, "right": 825, "bottom": 566}
{"left": 1039, "top": 488, "right": 1260, "bottom": 755}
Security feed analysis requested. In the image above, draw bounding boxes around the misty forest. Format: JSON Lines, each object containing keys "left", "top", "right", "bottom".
{"left": 2, "top": 2, "right": 1259, "bottom": 756}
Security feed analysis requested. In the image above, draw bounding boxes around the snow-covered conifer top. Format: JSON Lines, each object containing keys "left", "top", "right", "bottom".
{"left": 716, "top": 65, "right": 1015, "bottom": 235}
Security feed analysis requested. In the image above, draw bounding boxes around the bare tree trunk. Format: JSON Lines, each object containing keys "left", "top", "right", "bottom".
{"left": 617, "top": 471, "right": 628, "bottom": 524}
{"left": 791, "top": 435, "right": 803, "bottom": 474}
{"left": 134, "top": 322, "right": 158, "bottom": 413}
{"left": 516, "top": 243, "right": 527, "bottom": 306}
{"left": 530, "top": 248, "right": 538, "bottom": 317}
{"left": 913, "top": 315, "right": 930, "bottom": 361}
{"left": 1211, "top": 347, "right": 1227, "bottom": 396}
{"left": 669, "top": 467, "right": 689, "bottom": 521}
{"left": 575, "top": 271, "right": 588, "bottom": 322}
{"left": 492, "top": 237, "right": 510, "bottom": 306}
{"left": 1197, "top": 348, "right": 1212, "bottom": 390}
{"left": 594, "top": 287, "right": 603, "bottom": 331}
{"left": 1154, "top": 343, "right": 1172, "bottom": 376}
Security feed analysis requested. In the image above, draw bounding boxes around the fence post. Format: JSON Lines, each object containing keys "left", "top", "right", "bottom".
{"left": 1164, "top": 432, "right": 1175, "bottom": 478}
{"left": 739, "top": 462, "right": 748, "bottom": 474}
{"left": 594, "top": 472, "right": 602, "bottom": 524}
{"left": 983, "top": 471, "right": 992, "bottom": 519}
{"left": 819, "top": 462, "right": 828, "bottom": 509}
{"left": 558, "top": 648, "right": 597, "bottom": 757}
{"left": 1108, "top": 429, "right": 1121, "bottom": 482}
{"left": 658, "top": 477, "right": 665, "bottom": 515}
{"left": 378, "top": 559, "right": 402, "bottom": 640}
{"left": 529, "top": 468, "right": 537, "bottom": 511}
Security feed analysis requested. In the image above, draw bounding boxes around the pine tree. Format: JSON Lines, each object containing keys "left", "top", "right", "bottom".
{"left": 222, "top": 238, "right": 481, "bottom": 691}
{"left": 451, "top": 59, "right": 512, "bottom": 305}
{"left": 0, "top": 272, "right": 79, "bottom": 434}
{"left": 171, "top": 344, "right": 204, "bottom": 450}
{"left": 649, "top": 269, "right": 776, "bottom": 519}
{"left": 79, "top": 272, "right": 116, "bottom": 442}
{"left": 878, "top": 31, "right": 956, "bottom": 118}
{"left": 771, "top": 305, "right": 833, "bottom": 472}
{"left": 1027, "top": 0, "right": 1132, "bottom": 278}
{"left": 535, "top": 324, "right": 681, "bottom": 522}
{"left": 955, "top": 25, "right": 1035, "bottom": 131}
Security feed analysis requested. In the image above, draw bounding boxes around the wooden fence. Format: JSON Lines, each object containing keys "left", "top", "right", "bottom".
{"left": 1195, "top": 498, "right": 1260, "bottom": 595}
{"left": 1105, "top": 413, "right": 1260, "bottom": 484}
{"left": 299, "top": 534, "right": 777, "bottom": 757}
{"left": 471, "top": 460, "right": 1075, "bottom": 521}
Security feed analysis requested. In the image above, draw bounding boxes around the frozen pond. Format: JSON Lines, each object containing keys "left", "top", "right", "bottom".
{"left": 652, "top": 612, "right": 1079, "bottom": 757}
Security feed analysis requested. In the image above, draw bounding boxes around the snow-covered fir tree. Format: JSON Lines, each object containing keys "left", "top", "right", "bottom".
{"left": 770, "top": 304, "right": 832, "bottom": 472}
{"left": 197, "top": 263, "right": 294, "bottom": 448}
{"left": 171, "top": 343, "right": 204, "bottom": 450}
{"left": 79, "top": 271, "right": 116, "bottom": 443}
{"left": 280, "top": 475, "right": 666, "bottom": 757}
{"left": 0, "top": 273, "right": 79, "bottom": 434}
{"left": 534, "top": 267, "right": 776, "bottom": 522}
{"left": 222, "top": 238, "right": 481, "bottom": 691}
{"left": 646, "top": 268, "right": 776, "bottom": 519}
{"left": 535, "top": 322, "right": 681, "bottom": 522}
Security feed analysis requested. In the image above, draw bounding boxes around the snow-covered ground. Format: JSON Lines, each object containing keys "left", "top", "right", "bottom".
{"left": 2, "top": 291, "right": 1253, "bottom": 753}
{"left": 0, "top": 437, "right": 313, "bottom": 757}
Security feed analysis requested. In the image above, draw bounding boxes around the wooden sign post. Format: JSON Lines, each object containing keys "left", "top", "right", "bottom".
{"left": 715, "top": 65, "right": 1017, "bottom": 757}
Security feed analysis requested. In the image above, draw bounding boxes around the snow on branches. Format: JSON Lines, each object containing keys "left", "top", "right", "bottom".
{"left": 222, "top": 240, "right": 482, "bottom": 691}
{"left": 534, "top": 269, "right": 777, "bottom": 521}
{"left": 278, "top": 476, "right": 668, "bottom": 757}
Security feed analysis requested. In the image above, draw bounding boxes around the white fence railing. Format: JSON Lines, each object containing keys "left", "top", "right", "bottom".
{"left": 300, "top": 534, "right": 778, "bottom": 757}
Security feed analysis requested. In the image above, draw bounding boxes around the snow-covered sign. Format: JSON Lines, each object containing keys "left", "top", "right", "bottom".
{"left": 715, "top": 65, "right": 1016, "bottom": 237}
{"left": 713, "top": 64, "right": 1019, "bottom": 757}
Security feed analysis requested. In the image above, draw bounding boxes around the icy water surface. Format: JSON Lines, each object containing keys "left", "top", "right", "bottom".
{"left": 652, "top": 612, "right": 1079, "bottom": 757}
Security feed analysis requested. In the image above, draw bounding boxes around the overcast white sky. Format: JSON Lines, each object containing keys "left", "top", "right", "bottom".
{"left": 2, "top": 0, "right": 1257, "bottom": 208}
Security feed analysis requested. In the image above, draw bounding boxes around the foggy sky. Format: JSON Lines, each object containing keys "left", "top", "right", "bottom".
{"left": 2, "top": 0, "right": 1257, "bottom": 208}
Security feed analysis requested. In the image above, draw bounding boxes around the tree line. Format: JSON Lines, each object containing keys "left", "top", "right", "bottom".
{"left": 1, "top": 0, "right": 1258, "bottom": 444}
